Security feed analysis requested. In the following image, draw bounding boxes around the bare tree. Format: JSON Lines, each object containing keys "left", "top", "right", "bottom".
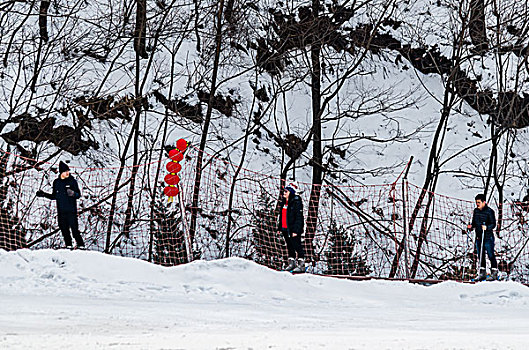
{"left": 188, "top": 0, "right": 227, "bottom": 246}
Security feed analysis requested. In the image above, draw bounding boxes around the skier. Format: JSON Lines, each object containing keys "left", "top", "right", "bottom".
{"left": 466, "top": 193, "right": 497, "bottom": 281}
{"left": 36, "top": 161, "right": 86, "bottom": 250}
{"left": 277, "top": 181, "right": 305, "bottom": 273}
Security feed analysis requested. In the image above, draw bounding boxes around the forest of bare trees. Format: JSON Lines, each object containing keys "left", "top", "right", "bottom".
{"left": 1, "top": 0, "right": 529, "bottom": 280}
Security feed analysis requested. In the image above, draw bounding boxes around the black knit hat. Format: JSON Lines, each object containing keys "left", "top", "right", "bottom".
{"left": 58, "top": 161, "right": 70, "bottom": 173}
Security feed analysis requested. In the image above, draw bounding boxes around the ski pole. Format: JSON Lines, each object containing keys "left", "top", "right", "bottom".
{"left": 478, "top": 221, "right": 486, "bottom": 278}
{"left": 462, "top": 225, "right": 471, "bottom": 280}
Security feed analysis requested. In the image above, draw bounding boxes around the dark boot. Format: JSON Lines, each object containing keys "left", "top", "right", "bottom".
{"left": 292, "top": 258, "right": 305, "bottom": 273}
{"left": 487, "top": 268, "right": 498, "bottom": 281}
{"left": 477, "top": 267, "right": 487, "bottom": 281}
{"left": 284, "top": 258, "right": 296, "bottom": 271}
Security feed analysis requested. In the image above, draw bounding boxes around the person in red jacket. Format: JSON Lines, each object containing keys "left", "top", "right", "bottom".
{"left": 277, "top": 181, "right": 305, "bottom": 272}
{"left": 36, "top": 161, "right": 85, "bottom": 250}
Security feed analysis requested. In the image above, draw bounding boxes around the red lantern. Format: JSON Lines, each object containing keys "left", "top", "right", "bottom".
{"left": 176, "top": 138, "right": 188, "bottom": 151}
{"left": 169, "top": 150, "right": 184, "bottom": 162}
{"left": 164, "top": 173, "right": 180, "bottom": 185}
{"left": 166, "top": 161, "right": 182, "bottom": 174}
{"left": 164, "top": 139, "right": 188, "bottom": 201}
{"left": 164, "top": 186, "right": 179, "bottom": 197}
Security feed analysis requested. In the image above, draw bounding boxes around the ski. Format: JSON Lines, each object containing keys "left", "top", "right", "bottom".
{"left": 470, "top": 274, "right": 507, "bottom": 282}
{"left": 290, "top": 266, "right": 308, "bottom": 274}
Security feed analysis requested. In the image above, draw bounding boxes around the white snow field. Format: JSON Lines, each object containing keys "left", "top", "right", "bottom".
{"left": 1, "top": 249, "right": 528, "bottom": 349}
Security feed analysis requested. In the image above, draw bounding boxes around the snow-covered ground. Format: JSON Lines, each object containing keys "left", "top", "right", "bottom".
{"left": 1, "top": 249, "right": 528, "bottom": 349}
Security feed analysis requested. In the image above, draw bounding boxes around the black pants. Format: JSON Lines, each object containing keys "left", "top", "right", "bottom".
{"left": 281, "top": 228, "right": 304, "bottom": 259}
{"left": 58, "top": 212, "right": 84, "bottom": 247}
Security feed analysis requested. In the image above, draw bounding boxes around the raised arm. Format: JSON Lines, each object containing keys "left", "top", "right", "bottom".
{"left": 36, "top": 181, "right": 56, "bottom": 200}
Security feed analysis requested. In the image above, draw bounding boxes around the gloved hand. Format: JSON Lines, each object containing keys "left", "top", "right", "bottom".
{"left": 36, "top": 190, "right": 45, "bottom": 197}
{"left": 66, "top": 189, "right": 75, "bottom": 197}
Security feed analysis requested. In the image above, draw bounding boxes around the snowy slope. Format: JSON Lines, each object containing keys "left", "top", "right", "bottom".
{"left": 1, "top": 249, "right": 528, "bottom": 349}
{"left": 3, "top": 0, "right": 528, "bottom": 201}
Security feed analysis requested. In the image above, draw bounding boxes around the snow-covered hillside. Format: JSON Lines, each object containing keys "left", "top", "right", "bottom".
{"left": 2, "top": 0, "right": 529, "bottom": 198}
{"left": 1, "top": 249, "right": 528, "bottom": 349}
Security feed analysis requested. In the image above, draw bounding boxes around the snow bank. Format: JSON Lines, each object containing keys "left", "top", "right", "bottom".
{"left": 1, "top": 249, "right": 528, "bottom": 349}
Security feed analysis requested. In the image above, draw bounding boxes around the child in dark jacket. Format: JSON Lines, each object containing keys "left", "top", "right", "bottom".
{"left": 467, "top": 193, "right": 497, "bottom": 281}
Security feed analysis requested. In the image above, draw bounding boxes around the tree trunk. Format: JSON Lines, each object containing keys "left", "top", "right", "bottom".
{"left": 469, "top": 0, "right": 488, "bottom": 53}
{"left": 134, "top": 0, "right": 148, "bottom": 58}
{"left": 389, "top": 90, "right": 455, "bottom": 277}
{"left": 31, "top": 1, "right": 50, "bottom": 93}
{"left": 104, "top": 118, "right": 137, "bottom": 253}
{"left": 38, "top": 1, "right": 50, "bottom": 42}
{"left": 304, "top": 0, "right": 322, "bottom": 261}
{"left": 409, "top": 189, "right": 435, "bottom": 278}
{"left": 225, "top": 103, "right": 255, "bottom": 257}
{"left": 189, "top": 0, "right": 225, "bottom": 244}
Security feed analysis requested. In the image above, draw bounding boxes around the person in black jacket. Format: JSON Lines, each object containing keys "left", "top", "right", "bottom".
{"left": 36, "top": 161, "right": 85, "bottom": 250}
{"left": 277, "top": 181, "right": 305, "bottom": 272}
{"left": 467, "top": 193, "right": 497, "bottom": 281}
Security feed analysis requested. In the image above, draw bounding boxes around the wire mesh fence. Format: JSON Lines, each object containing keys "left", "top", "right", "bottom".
{"left": 1, "top": 147, "right": 528, "bottom": 282}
